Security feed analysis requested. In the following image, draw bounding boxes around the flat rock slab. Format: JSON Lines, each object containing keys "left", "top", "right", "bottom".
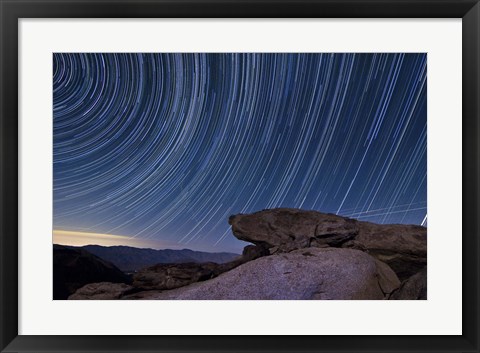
{"left": 140, "top": 248, "right": 400, "bottom": 300}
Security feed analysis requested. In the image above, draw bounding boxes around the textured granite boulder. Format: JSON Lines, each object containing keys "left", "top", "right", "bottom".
{"left": 229, "top": 208, "right": 426, "bottom": 281}
{"left": 229, "top": 208, "right": 359, "bottom": 253}
{"left": 132, "top": 262, "right": 223, "bottom": 290}
{"left": 69, "top": 282, "right": 135, "bottom": 300}
{"left": 137, "top": 248, "right": 400, "bottom": 300}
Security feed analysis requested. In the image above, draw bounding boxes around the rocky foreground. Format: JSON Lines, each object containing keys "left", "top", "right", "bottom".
{"left": 67, "top": 208, "right": 427, "bottom": 300}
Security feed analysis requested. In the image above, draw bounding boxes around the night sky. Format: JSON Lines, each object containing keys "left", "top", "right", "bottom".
{"left": 53, "top": 53, "right": 427, "bottom": 253}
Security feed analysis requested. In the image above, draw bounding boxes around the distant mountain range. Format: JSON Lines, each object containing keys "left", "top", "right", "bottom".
{"left": 61, "top": 244, "right": 240, "bottom": 272}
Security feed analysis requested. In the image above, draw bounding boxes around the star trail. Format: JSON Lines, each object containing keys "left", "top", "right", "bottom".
{"left": 53, "top": 53, "right": 427, "bottom": 253}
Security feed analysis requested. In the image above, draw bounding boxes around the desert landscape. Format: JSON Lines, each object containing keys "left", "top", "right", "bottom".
{"left": 53, "top": 53, "right": 427, "bottom": 301}
{"left": 54, "top": 208, "right": 426, "bottom": 300}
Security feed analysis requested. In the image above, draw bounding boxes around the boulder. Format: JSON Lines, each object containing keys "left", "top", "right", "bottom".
{"left": 229, "top": 208, "right": 358, "bottom": 252}
{"left": 344, "top": 222, "right": 427, "bottom": 280}
{"left": 132, "top": 262, "right": 224, "bottom": 290}
{"left": 389, "top": 267, "right": 427, "bottom": 300}
{"left": 229, "top": 208, "right": 426, "bottom": 281}
{"left": 138, "top": 248, "right": 400, "bottom": 300}
{"left": 53, "top": 245, "right": 132, "bottom": 300}
{"left": 131, "top": 243, "right": 272, "bottom": 291}
{"left": 69, "top": 282, "right": 135, "bottom": 300}
{"left": 374, "top": 258, "right": 402, "bottom": 296}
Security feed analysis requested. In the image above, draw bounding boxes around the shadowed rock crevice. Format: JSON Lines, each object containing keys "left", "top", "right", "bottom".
{"left": 389, "top": 267, "right": 427, "bottom": 300}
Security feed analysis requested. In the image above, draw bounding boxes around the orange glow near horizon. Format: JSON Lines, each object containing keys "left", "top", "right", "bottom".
{"left": 52, "top": 229, "right": 183, "bottom": 250}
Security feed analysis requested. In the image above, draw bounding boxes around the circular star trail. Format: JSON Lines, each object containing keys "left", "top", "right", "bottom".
{"left": 53, "top": 53, "right": 427, "bottom": 253}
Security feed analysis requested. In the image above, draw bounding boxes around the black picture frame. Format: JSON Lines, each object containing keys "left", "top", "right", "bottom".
{"left": 1, "top": 1, "right": 479, "bottom": 352}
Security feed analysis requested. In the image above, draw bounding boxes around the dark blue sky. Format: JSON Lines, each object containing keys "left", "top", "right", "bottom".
{"left": 53, "top": 53, "right": 427, "bottom": 253}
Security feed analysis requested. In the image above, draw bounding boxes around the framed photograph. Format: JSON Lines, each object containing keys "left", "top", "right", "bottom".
{"left": 1, "top": 0, "right": 479, "bottom": 352}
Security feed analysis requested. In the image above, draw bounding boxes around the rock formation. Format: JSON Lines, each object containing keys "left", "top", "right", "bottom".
{"left": 132, "top": 262, "right": 222, "bottom": 290}
{"left": 230, "top": 208, "right": 426, "bottom": 281}
{"left": 229, "top": 208, "right": 358, "bottom": 252}
{"left": 69, "top": 282, "right": 135, "bottom": 300}
{"left": 66, "top": 208, "right": 426, "bottom": 300}
{"left": 131, "top": 244, "right": 268, "bottom": 291}
{"left": 344, "top": 222, "right": 427, "bottom": 280}
{"left": 128, "top": 248, "right": 400, "bottom": 300}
